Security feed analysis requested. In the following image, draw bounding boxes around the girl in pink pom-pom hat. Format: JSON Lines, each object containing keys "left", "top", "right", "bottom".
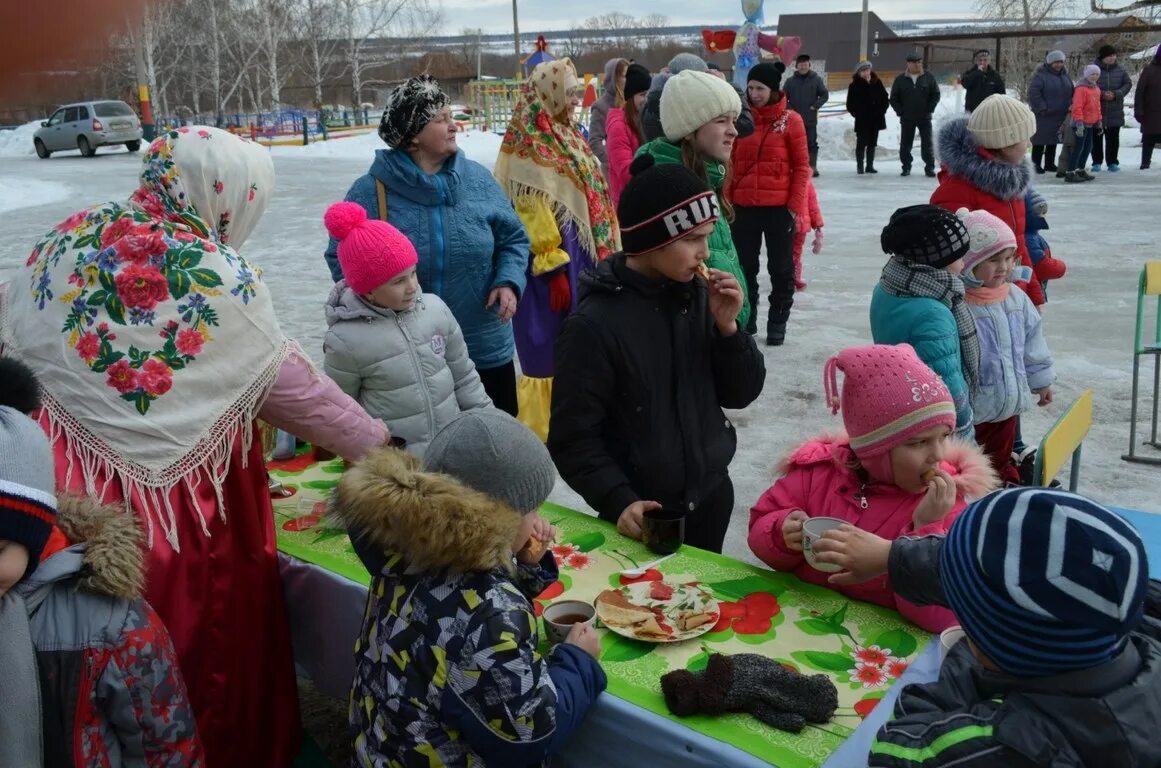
{"left": 322, "top": 201, "right": 493, "bottom": 458}
{"left": 747, "top": 343, "right": 999, "bottom": 631}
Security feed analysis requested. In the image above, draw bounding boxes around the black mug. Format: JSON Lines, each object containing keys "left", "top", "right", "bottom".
{"left": 642, "top": 507, "right": 685, "bottom": 555}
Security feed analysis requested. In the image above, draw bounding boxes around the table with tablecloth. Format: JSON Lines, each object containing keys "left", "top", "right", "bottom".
{"left": 268, "top": 451, "right": 1161, "bottom": 767}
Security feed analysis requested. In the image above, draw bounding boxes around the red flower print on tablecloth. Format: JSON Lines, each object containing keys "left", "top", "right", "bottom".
{"left": 853, "top": 645, "right": 891, "bottom": 667}
{"left": 711, "top": 592, "right": 781, "bottom": 635}
{"left": 248, "top": 184, "right": 257, "bottom": 201}
{"left": 106, "top": 359, "right": 140, "bottom": 394}
{"left": 139, "top": 359, "right": 174, "bottom": 397}
{"left": 535, "top": 110, "right": 553, "bottom": 133}
{"left": 885, "top": 657, "right": 909, "bottom": 680}
{"left": 114, "top": 226, "right": 168, "bottom": 264}
{"left": 850, "top": 662, "right": 888, "bottom": 688}
{"left": 564, "top": 552, "right": 594, "bottom": 570}
{"left": 197, "top": 129, "right": 211, "bottom": 139}
{"left": 551, "top": 543, "right": 579, "bottom": 566}
{"left": 213, "top": 179, "right": 224, "bottom": 194}
{"left": 75, "top": 332, "right": 101, "bottom": 363}
{"left": 115, "top": 264, "right": 170, "bottom": 310}
{"left": 175, "top": 328, "right": 205, "bottom": 356}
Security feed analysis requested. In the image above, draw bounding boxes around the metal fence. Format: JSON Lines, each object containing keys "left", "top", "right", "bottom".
{"left": 153, "top": 108, "right": 378, "bottom": 145}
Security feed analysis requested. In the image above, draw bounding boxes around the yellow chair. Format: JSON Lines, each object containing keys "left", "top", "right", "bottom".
{"left": 1123, "top": 261, "right": 1161, "bottom": 465}
{"left": 1034, "top": 389, "right": 1094, "bottom": 492}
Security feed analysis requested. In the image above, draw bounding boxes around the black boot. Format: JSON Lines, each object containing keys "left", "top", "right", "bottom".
{"left": 810, "top": 151, "right": 819, "bottom": 178}
{"left": 766, "top": 324, "right": 786, "bottom": 346}
{"left": 766, "top": 301, "right": 792, "bottom": 346}
{"left": 857, "top": 154, "right": 864, "bottom": 175}
{"left": 866, "top": 147, "right": 878, "bottom": 173}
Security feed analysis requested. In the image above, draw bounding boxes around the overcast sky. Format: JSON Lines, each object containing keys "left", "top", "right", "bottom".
{"left": 439, "top": 1, "right": 979, "bottom": 34}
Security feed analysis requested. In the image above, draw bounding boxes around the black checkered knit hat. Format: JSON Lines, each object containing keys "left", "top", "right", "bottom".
{"left": 880, "top": 204, "right": 971, "bottom": 268}
{"left": 378, "top": 75, "right": 450, "bottom": 150}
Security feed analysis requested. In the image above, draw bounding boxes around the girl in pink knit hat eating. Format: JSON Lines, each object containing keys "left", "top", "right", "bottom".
{"left": 747, "top": 343, "right": 998, "bottom": 631}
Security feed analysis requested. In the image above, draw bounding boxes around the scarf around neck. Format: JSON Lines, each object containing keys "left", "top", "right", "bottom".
{"left": 880, "top": 259, "right": 981, "bottom": 388}
{"left": 1, "top": 126, "right": 290, "bottom": 550}
{"left": 0, "top": 592, "right": 41, "bottom": 767}
{"left": 494, "top": 58, "right": 620, "bottom": 261}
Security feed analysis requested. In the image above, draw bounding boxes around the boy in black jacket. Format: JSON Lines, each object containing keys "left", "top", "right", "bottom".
{"left": 547, "top": 155, "right": 766, "bottom": 553}
{"left": 811, "top": 487, "right": 1161, "bottom": 768}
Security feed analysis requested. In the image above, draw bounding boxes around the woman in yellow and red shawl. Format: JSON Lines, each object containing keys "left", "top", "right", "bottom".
{"left": 494, "top": 58, "right": 620, "bottom": 440}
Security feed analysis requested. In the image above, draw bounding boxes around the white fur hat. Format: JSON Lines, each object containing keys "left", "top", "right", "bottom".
{"left": 967, "top": 94, "right": 1035, "bottom": 149}
{"left": 659, "top": 70, "right": 741, "bottom": 142}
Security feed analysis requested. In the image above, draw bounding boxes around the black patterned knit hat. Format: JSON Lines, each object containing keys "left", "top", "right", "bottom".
{"left": 618, "top": 154, "right": 718, "bottom": 255}
{"left": 0, "top": 361, "right": 56, "bottom": 579}
{"left": 378, "top": 75, "right": 450, "bottom": 150}
{"left": 881, "top": 204, "right": 971, "bottom": 268}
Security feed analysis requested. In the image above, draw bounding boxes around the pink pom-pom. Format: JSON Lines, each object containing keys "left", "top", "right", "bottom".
{"left": 324, "top": 201, "right": 368, "bottom": 240}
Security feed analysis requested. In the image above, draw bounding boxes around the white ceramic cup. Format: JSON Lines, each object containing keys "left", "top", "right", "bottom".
{"left": 802, "top": 516, "right": 846, "bottom": 573}
{"left": 940, "top": 626, "right": 966, "bottom": 661}
{"left": 542, "top": 600, "right": 596, "bottom": 645}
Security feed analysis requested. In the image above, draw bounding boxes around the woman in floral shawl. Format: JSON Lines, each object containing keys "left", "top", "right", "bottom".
{"left": 494, "top": 58, "right": 621, "bottom": 440}
{"left": 0, "top": 126, "right": 388, "bottom": 768}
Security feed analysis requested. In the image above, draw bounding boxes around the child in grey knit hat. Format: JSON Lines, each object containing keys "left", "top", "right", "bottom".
{"left": 332, "top": 410, "right": 607, "bottom": 767}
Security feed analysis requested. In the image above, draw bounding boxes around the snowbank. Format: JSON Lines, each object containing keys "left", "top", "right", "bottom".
{"left": 0, "top": 176, "right": 71, "bottom": 214}
{"left": 270, "top": 128, "right": 506, "bottom": 171}
{"left": 0, "top": 121, "right": 45, "bottom": 158}
{"left": 816, "top": 84, "right": 967, "bottom": 163}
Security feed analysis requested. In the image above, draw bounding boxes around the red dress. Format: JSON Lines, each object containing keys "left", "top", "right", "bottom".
{"left": 51, "top": 431, "right": 299, "bottom": 767}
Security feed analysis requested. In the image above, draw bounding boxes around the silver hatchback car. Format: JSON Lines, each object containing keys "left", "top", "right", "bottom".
{"left": 34, "top": 100, "right": 143, "bottom": 158}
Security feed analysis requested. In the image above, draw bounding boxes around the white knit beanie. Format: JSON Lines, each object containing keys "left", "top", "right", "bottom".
{"left": 660, "top": 70, "right": 742, "bottom": 142}
{"left": 966, "top": 94, "right": 1035, "bottom": 149}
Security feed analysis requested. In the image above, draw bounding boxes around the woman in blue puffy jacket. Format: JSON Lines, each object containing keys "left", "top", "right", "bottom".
{"left": 324, "top": 76, "right": 531, "bottom": 415}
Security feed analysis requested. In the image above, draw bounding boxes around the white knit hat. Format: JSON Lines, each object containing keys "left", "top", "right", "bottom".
{"left": 660, "top": 70, "right": 742, "bottom": 142}
{"left": 966, "top": 94, "right": 1035, "bottom": 149}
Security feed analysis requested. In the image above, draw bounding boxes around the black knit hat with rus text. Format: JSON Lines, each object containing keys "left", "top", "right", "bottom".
{"left": 378, "top": 75, "right": 450, "bottom": 150}
{"left": 881, "top": 204, "right": 971, "bottom": 268}
{"left": 618, "top": 154, "right": 719, "bottom": 255}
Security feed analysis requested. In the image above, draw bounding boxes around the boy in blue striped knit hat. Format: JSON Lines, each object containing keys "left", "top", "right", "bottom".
{"left": 810, "top": 486, "right": 1161, "bottom": 767}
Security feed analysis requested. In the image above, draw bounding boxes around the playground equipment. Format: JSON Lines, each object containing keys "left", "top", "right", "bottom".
{"left": 1123, "top": 261, "right": 1161, "bottom": 465}
{"left": 1034, "top": 389, "right": 1094, "bottom": 492}
{"left": 701, "top": 0, "right": 802, "bottom": 89}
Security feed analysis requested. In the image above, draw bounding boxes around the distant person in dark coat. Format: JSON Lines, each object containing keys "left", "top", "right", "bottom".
{"left": 1135, "top": 46, "right": 1161, "bottom": 170}
{"left": 845, "top": 60, "right": 888, "bottom": 174}
{"left": 962, "top": 49, "right": 1006, "bottom": 112}
{"left": 1090, "top": 45, "right": 1133, "bottom": 172}
{"left": 783, "top": 53, "right": 829, "bottom": 177}
{"left": 890, "top": 52, "right": 941, "bottom": 177}
{"left": 1027, "top": 50, "right": 1073, "bottom": 174}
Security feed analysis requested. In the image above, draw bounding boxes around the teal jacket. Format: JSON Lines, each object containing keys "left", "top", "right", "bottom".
{"left": 637, "top": 139, "right": 751, "bottom": 330}
{"left": 869, "top": 284, "right": 974, "bottom": 438}
{"left": 324, "top": 149, "right": 530, "bottom": 370}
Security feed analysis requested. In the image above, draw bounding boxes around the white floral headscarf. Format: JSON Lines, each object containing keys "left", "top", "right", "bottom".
{"left": 1, "top": 126, "right": 290, "bottom": 548}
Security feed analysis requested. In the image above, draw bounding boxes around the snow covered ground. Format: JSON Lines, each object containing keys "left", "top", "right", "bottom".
{"left": 0, "top": 114, "right": 1157, "bottom": 569}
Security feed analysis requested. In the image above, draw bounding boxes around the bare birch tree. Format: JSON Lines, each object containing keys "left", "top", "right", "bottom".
{"left": 338, "top": 0, "right": 441, "bottom": 108}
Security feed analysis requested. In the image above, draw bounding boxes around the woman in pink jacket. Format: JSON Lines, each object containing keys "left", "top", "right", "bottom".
{"left": 605, "top": 63, "right": 653, "bottom": 208}
{"left": 0, "top": 127, "right": 388, "bottom": 768}
{"left": 748, "top": 344, "right": 997, "bottom": 632}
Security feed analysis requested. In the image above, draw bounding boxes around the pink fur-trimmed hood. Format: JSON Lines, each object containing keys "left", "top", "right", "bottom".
{"left": 775, "top": 432, "right": 999, "bottom": 500}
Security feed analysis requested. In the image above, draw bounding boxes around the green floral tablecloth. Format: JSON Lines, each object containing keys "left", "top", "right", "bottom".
{"left": 269, "top": 450, "right": 929, "bottom": 768}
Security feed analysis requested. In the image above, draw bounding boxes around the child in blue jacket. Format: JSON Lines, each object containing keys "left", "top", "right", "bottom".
{"left": 1023, "top": 188, "right": 1067, "bottom": 299}
{"left": 870, "top": 205, "right": 977, "bottom": 441}
{"left": 331, "top": 409, "right": 605, "bottom": 767}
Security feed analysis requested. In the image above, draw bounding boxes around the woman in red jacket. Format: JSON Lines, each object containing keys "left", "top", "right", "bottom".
{"left": 929, "top": 94, "right": 1046, "bottom": 306}
{"left": 727, "top": 61, "right": 811, "bottom": 345}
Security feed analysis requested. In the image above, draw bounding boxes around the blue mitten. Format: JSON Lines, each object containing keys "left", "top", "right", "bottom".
{"left": 1072, "top": 122, "right": 1085, "bottom": 138}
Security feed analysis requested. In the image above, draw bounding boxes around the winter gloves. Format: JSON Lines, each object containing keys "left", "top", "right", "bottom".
{"left": 812, "top": 229, "right": 824, "bottom": 255}
{"left": 1072, "top": 122, "right": 1086, "bottom": 138}
{"left": 660, "top": 653, "right": 839, "bottom": 733}
{"left": 549, "top": 272, "right": 571, "bottom": 313}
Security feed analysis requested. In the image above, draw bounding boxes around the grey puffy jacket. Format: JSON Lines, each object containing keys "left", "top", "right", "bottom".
{"left": 323, "top": 283, "right": 492, "bottom": 457}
